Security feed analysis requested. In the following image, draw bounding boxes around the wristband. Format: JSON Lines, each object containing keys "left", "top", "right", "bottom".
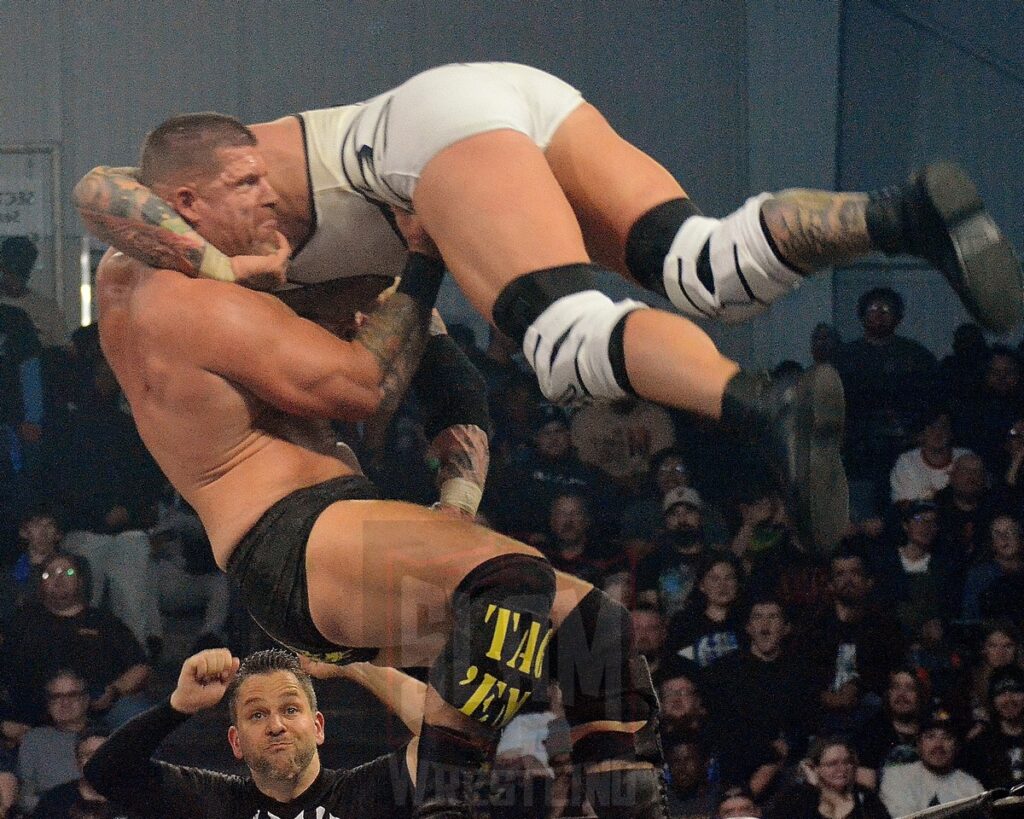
{"left": 438, "top": 477, "right": 483, "bottom": 517}
{"left": 395, "top": 253, "right": 444, "bottom": 308}
{"left": 198, "top": 245, "right": 235, "bottom": 282}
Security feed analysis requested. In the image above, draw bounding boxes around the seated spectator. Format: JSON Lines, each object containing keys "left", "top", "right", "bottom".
{"left": 618, "top": 446, "right": 692, "bottom": 547}
{"left": 30, "top": 725, "right": 122, "bottom": 819}
{"left": 1, "top": 553, "right": 152, "bottom": 728}
{"left": 940, "top": 323, "right": 988, "bottom": 403}
{"left": 961, "top": 624, "right": 1022, "bottom": 733}
{"left": 801, "top": 546, "right": 905, "bottom": 736}
{"left": 658, "top": 658, "right": 707, "bottom": 737}
{"left": 871, "top": 501, "right": 958, "bottom": 637}
{"left": 487, "top": 403, "right": 604, "bottom": 539}
{"left": 664, "top": 731, "right": 716, "bottom": 819}
{"left": 934, "top": 453, "right": 992, "bottom": 576}
{"left": 765, "top": 737, "right": 890, "bottom": 819}
{"left": 879, "top": 708, "right": 984, "bottom": 816}
{"left": 636, "top": 486, "right": 708, "bottom": 618}
{"left": 954, "top": 345, "right": 1024, "bottom": 473}
{"left": 855, "top": 669, "right": 927, "bottom": 787}
{"left": 964, "top": 665, "right": 1024, "bottom": 788}
{"left": 631, "top": 605, "right": 668, "bottom": 679}
{"left": 43, "top": 350, "right": 163, "bottom": 646}
{"left": 703, "top": 597, "right": 814, "bottom": 799}
{"left": 666, "top": 552, "right": 744, "bottom": 669}
{"left": 962, "top": 515, "right": 1024, "bottom": 623}
{"left": 909, "top": 618, "right": 963, "bottom": 705}
{"left": 5, "top": 504, "right": 65, "bottom": 615}
{"left": 993, "top": 419, "right": 1024, "bottom": 512}
{"left": 16, "top": 670, "right": 90, "bottom": 814}
{"left": 538, "top": 492, "right": 620, "bottom": 586}
{"left": 890, "top": 408, "right": 972, "bottom": 512}
{"left": 717, "top": 791, "right": 762, "bottom": 819}
{"left": 0, "top": 236, "right": 68, "bottom": 348}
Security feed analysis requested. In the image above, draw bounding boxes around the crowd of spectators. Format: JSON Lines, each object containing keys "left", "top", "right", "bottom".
{"left": 4, "top": 231, "right": 1024, "bottom": 819}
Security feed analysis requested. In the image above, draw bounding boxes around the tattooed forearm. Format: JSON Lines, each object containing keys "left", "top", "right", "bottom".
{"left": 355, "top": 293, "right": 432, "bottom": 448}
{"left": 761, "top": 190, "right": 872, "bottom": 272}
{"left": 73, "top": 166, "right": 207, "bottom": 275}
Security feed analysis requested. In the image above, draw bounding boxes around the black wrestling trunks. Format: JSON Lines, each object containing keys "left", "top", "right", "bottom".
{"left": 226, "top": 475, "right": 382, "bottom": 665}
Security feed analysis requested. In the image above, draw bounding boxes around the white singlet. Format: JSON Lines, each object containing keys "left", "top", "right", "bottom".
{"left": 288, "top": 62, "right": 584, "bottom": 285}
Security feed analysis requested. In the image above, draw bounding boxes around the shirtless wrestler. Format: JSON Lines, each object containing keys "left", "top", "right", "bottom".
{"left": 95, "top": 113, "right": 672, "bottom": 818}
{"left": 74, "top": 62, "right": 1024, "bottom": 554}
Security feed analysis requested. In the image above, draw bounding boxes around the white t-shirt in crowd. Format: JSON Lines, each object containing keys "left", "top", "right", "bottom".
{"left": 890, "top": 447, "right": 972, "bottom": 503}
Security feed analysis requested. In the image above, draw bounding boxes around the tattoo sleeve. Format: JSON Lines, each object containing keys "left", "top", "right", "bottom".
{"left": 72, "top": 166, "right": 227, "bottom": 278}
{"left": 355, "top": 290, "right": 434, "bottom": 449}
{"left": 760, "top": 190, "right": 872, "bottom": 272}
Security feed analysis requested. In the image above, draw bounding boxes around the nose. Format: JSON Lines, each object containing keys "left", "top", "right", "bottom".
{"left": 265, "top": 713, "right": 286, "bottom": 734}
{"left": 258, "top": 178, "right": 279, "bottom": 208}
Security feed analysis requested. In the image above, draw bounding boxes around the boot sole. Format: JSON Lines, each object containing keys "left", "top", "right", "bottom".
{"left": 794, "top": 364, "right": 848, "bottom": 553}
{"left": 922, "top": 162, "right": 1023, "bottom": 334}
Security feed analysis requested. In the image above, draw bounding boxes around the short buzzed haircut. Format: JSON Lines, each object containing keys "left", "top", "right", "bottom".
{"left": 225, "top": 649, "right": 317, "bottom": 723}
{"left": 139, "top": 112, "right": 257, "bottom": 188}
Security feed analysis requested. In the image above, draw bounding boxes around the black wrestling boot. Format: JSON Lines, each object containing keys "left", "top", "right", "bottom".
{"left": 414, "top": 724, "right": 490, "bottom": 819}
{"left": 866, "top": 161, "right": 1023, "bottom": 334}
{"left": 720, "top": 364, "right": 848, "bottom": 554}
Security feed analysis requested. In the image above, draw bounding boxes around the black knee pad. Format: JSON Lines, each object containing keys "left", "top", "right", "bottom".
{"left": 429, "top": 554, "right": 556, "bottom": 729}
{"left": 491, "top": 263, "right": 600, "bottom": 346}
{"left": 551, "top": 589, "right": 656, "bottom": 763}
{"left": 625, "top": 197, "right": 703, "bottom": 296}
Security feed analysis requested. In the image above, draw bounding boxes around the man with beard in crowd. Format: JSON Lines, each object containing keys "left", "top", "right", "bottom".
{"left": 964, "top": 665, "right": 1024, "bottom": 788}
{"left": 880, "top": 708, "right": 984, "bottom": 816}
{"left": 635, "top": 486, "right": 707, "bottom": 618}
{"left": 855, "top": 668, "right": 928, "bottom": 788}
{"left": 802, "top": 546, "right": 905, "bottom": 735}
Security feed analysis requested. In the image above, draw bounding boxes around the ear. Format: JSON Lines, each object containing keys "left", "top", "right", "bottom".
{"left": 314, "top": 711, "right": 325, "bottom": 746}
{"left": 168, "top": 186, "right": 202, "bottom": 223}
{"left": 227, "top": 725, "right": 243, "bottom": 760}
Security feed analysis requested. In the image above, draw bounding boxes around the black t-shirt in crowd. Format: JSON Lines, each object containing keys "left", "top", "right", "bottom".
{"left": 964, "top": 725, "right": 1024, "bottom": 789}
{"left": 85, "top": 701, "right": 414, "bottom": 819}
{"left": 666, "top": 608, "right": 742, "bottom": 669}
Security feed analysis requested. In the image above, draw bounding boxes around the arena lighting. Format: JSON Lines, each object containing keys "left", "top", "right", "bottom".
{"left": 79, "top": 234, "right": 92, "bottom": 326}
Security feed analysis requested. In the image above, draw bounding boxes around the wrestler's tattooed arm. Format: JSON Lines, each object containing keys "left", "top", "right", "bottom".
{"left": 428, "top": 423, "right": 490, "bottom": 517}
{"left": 354, "top": 291, "right": 434, "bottom": 448}
{"left": 760, "top": 190, "right": 872, "bottom": 273}
{"left": 72, "top": 167, "right": 287, "bottom": 286}
{"left": 72, "top": 166, "right": 214, "bottom": 276}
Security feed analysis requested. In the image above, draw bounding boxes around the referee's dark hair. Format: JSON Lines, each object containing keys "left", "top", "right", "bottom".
{"left": 225, "top": 649, "right": 317, "bottom": 722}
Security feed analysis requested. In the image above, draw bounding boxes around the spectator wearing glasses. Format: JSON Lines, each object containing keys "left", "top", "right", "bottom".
{"left": 618, "top": 446, "right": 693, "bottom": 547}
{"left": 871, "top": 501, "right": 957, "bottom": 638}
{"left": 15, "top": 670, "right": 91, "bottom": 814}
{"left": 962, "top": 515, "right": 1024, "bottom": 623}
{"left": 1, "top": 553, "right": 152, "bottom": 729}
{"left": 835, "top": 287, "right": 939, "bottom": 518}
{"left": 765, "top": 737, "right": 890, "bottom": 819}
